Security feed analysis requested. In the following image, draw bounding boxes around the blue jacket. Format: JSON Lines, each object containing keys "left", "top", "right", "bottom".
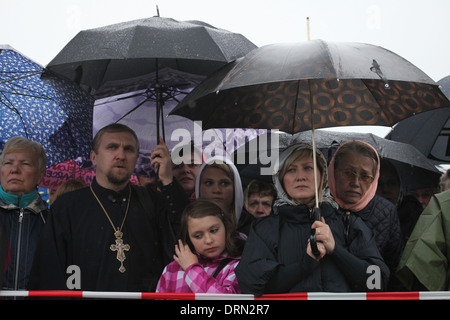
{"left": 0, "top": 195, "right": 48, "bottom": 291}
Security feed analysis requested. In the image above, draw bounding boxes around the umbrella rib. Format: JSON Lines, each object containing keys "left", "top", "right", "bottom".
{"left": 116, "top": 97, "right": 149, "bottom": 122}
{"left": 320, "top": 40, "right": 339, "bottom": 78}
{"left": 291, "top": 80, "right": 301, "bottom": 133}
{"left": 361, "top": 79, "right": 391, "bottom": 125}
{"left": 0, "top": 70, "right": 42, "bottom": 83}
{"left": 1, "top": 71, "right": 54, "bottom": 101}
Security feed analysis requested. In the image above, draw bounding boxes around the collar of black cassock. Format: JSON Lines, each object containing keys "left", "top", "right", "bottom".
{"left": 91, "top": 177, "right": 131, "bottom": 204}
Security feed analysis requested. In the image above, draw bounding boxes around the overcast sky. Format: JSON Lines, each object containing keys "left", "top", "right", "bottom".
{"left": 2, "top": 0, "right": 449, "bottom": 138}
{"left": 2, "top": 0, "right": 449, "bottom": 81}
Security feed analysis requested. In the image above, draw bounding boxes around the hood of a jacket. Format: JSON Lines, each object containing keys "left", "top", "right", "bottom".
{"left": 195, "top": 156, "right": 244, "bottom": 222}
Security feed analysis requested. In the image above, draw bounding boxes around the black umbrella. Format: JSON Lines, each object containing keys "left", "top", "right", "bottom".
{"left": 438, "top": 75, "right": 450, "bottom": 99}
{"left": 172, "top": 40, "right": 449, "bottom": 254}
{"left": 92, "top": 68, "right": 204, "bottom": 153}
{"left": 236, "top": 130, "right": 441, "bottom": 190}
{"left": 47, "top": 15, "right": 256, "bottom": 145}
{"left": 171, "top": 40, "right": 449, "bottom": 224}
{"left": 386, "top": 75, "right": 450, "bottom": 164}
{"left": 171, "top": 40, "right": 450, "bottom": 132}
{"left": 47, "top": 16, "right": 257, "bottom": 95}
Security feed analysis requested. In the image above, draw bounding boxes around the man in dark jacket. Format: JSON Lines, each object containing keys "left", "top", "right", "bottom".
{"left": 28, "top": 124, "right": 186, "bottom": 292}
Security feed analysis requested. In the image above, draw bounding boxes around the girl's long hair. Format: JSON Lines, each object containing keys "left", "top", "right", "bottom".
{"left": 179, "top": 199, "right": 242, "bottom": 257}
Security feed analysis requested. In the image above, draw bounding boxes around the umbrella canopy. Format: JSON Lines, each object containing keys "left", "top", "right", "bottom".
{"left": 386, "top": 75, "right": 450, "bottom": 164}
{"left": 47, "top": 16, "right": 257, "bottom": 95}
{"left": 288, "top": 130, "right": 439, "bottom": 172}
{"left": 386, "top": 107, "right": 450, "bottom": 164}
{"left": 171, "top": 40, "right": 450, "bottom": 133}
{"left": 93, "top": 68, "right": 205, "bottom": 154}
{"left": 0, "top": 45, "right": 94, "bottom": 167}
{"left": 236, "top": 130, "right": 441, "bottom": 190}
{"left": 235, "top": 130, "right": 439, "bottom": 171}
{"left": 94, "top": 67, "right": 264, "bottom": 161}
{"left": 438, "top": 75, "right": 450, "bottom": 99}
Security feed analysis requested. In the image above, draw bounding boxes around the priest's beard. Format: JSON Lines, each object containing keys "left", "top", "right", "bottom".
{"left": 106, "top": 171, "right": 130, "bottom": 187}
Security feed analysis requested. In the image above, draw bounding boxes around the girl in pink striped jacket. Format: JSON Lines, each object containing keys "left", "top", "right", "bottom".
{"left": 156, "top": 199, "right": 244, "bottom": 294}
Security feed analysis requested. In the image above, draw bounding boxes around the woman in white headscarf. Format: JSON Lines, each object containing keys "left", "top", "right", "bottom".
{"left": 235, "top": 143, "right": 388, "bottom": 295}
{"left": 195, "top": 156, "right": 253, "bottom": 235}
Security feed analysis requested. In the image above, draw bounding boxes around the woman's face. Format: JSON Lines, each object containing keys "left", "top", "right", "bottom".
{"left": 334, "top": 151, "right": 376, "bottom": 205}
{"left": 172, "top": 153, "right": 201, "bottom": 196}
{"left": 1, "top": 151, "right": 43, "bottom": 195}
{"left": 199, "top": 167, "right": 234, "bottom": 213}
{"left": 282, "top": 155, "right": 321, "bottom": 204}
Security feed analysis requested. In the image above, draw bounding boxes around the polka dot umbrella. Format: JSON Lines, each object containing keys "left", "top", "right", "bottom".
{"left": 0, "top": 45, "right": 94, "bottom": 168}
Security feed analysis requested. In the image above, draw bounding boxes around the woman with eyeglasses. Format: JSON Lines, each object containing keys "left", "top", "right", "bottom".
{"left": 328, "top": 140, "right": 404, "bottom": 291}
{"left": 235, "top": 143, "right": 388, "bottom": 295}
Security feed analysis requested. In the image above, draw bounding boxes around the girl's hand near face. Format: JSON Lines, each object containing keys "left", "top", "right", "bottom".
{"left": 174, "top": 239, "right": 199, "bottom": 271}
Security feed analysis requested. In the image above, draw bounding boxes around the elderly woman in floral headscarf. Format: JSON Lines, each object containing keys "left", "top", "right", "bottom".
{"left": 235, "top": 143, "right": 388, "bottom": 295}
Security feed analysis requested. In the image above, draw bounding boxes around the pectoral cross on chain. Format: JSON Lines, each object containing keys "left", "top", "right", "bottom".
{"left": 110, "top": 230, "right": 130, "bottom": 273}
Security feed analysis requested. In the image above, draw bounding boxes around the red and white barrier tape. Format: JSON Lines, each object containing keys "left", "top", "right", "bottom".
{"left": 1, "top": 291, "right": 450, "bottom": 300}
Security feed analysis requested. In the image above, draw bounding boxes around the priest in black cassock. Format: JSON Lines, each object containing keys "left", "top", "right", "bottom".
{"left": 28, "top": 124, "right": 188, "bottom": 292}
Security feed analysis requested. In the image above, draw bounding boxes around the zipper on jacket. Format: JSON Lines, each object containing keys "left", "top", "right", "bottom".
{"left": 343, "top": 211, "right": 351, "bottom": 246}
{"left": 14, "top": 208, "right": 24, "bottom": 292}
{"left": 18, "top": 209, "right": 24, "bottom": 224}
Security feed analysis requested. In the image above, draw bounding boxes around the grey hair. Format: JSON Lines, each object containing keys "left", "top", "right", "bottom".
{"left": 0, "top": 136, "right": 47, "bottom": 173}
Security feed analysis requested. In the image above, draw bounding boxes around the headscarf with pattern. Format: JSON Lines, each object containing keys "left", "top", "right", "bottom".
{"left": 272, "top": 143, "right": 328, "bottom": 209}
{"left": 327, "top": 140, "right": 380, "bottom": 212}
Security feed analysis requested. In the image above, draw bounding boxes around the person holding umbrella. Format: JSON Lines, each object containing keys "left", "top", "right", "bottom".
{"left": 328, "top": 140, "right": 404, "bottom": 290}
{"left": 0, "top": 136, "right": 49, "bottom": 294}
{"left": 235, "top": 143, "right": 388, "bottom": 295}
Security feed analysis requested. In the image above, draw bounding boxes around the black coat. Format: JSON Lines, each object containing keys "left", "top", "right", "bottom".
{"left": 344, "top": 195, "right": 404, "bottom": 290}
{"left": 0, "top": 196, "right": 48, "bottom": 291}
{"left": 28, "top": 178, "right": 184, "bottom": 292}
{"left": 235, "top": 201, "right": 389, "bottom": 295}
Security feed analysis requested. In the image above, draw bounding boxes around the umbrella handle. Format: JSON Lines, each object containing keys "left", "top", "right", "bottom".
{"left": 309, "top": 206, "right": 322, "bottom": 257}
{"left": 310, "top": 230, "right": 320, "bottom": 257}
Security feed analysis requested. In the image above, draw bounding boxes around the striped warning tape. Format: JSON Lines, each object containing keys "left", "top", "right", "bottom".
{"left": 0, "top": 291, "right": 449, "bottom": 300}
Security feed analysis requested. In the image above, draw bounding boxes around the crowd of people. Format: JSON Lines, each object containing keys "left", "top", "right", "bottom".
{"left": 1, "top": 123, "right": 449, "bottom": 299}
